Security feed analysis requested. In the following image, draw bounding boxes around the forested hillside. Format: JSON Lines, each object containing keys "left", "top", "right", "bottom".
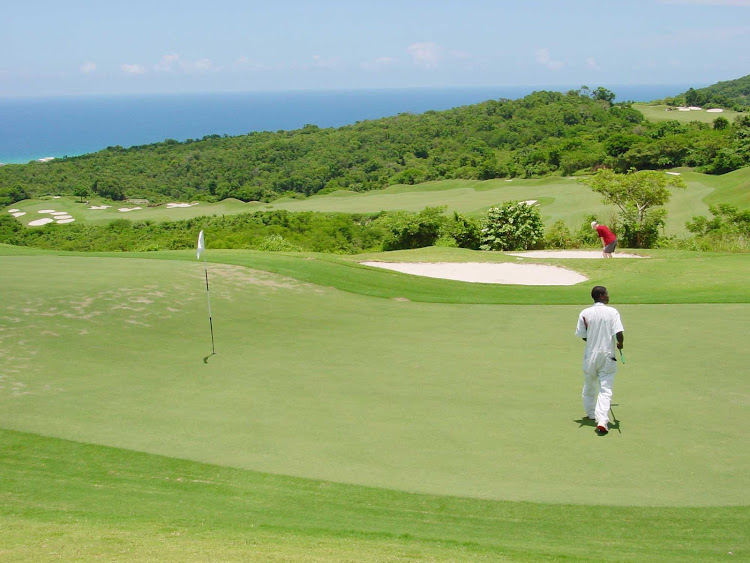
{"left": 1, "top": 87, "right": 749, "bottom": 206}
{"left": 671, "top": 73, "right": 750, "bottom": 110}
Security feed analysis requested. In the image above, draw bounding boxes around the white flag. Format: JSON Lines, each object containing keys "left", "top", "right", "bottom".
{"left": 197, "top": 230, "right": 205, "bottom": 260}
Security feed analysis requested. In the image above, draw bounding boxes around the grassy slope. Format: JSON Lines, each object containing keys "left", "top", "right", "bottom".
{"left": 7, "top": 168, "right": 747, "bottom": 236}
{"left": 1, "top": 428, "right": 746, "bottom": 562}
{"left": 1, "top": 234, "right": 748, "bottom": 559}
{"left": 1, "top": 249, "right": 747, "bottom": 508}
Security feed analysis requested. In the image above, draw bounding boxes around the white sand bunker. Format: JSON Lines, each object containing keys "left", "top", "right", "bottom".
{"left": 361, "top": 261, "right": 587, "bottom": 285}
{"left": 89, "top": 205, "right": 112, "bottom": 210}
{"left": 118, "top": 207, "right": 142, "bottom": 212}
{"left": 507, "top": 250, "right": 646, "bottom": 259}
{"left": 28, "top": 218, "right": 55, "bottom": 226}
{"left": 166, "top": 202, "right": 199, "bottom": 208}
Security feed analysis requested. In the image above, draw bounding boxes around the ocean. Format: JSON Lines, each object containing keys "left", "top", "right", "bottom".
{"left": 0, "top": 84, "right": 695, "bottom": 165}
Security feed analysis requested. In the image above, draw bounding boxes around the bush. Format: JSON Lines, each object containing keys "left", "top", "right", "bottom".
{"left": 376, "top": 206, "right": 447, "bottom": 251}
{"left": 619, "top": 208, "right": 665, "bottom": 248}
{"left": 257, "top": 234, "right": 303, "bottom": 252}
{"left": 446, "top": 212, "right": 481, "bottom": 249}
{"left": 545, "top": 220, "right": 573, "bottom": 249}
{"left": 480, "top": 201, "right": 544, "bottom": 251}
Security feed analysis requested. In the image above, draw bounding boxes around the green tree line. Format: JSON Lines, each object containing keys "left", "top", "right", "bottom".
{"left": 667, "top": 73, "right": 750, "bottom": 111}
{"left": 2, "top": 88, "right": 748, "bottom": 205}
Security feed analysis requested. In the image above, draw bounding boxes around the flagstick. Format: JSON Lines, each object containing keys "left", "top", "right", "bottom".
{"left": 198, "top": 230, "right": 215, "bottom": 356}
{"left": 202, "top": 253, "right": 216, "bottom": 355}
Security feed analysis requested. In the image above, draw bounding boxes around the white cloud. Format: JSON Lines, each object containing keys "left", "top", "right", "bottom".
{"left": 193, "top": 58, "right": 213, "bottom": 71}
{"left": 154, "top": 54, "right": 180, "bottom": 72}
{"left": 361, "top": 56, "right": 395, "bottom": 70}
{"left": 234, "top": 57, "right": 267, "bottom": 71}
{"left": 408, "top": 42, "right": 440, "bottom": 68}
{"left": 586, "top": 57, "right": 601, "bottom": 70}
{"left": 120, "top": 63, "right": 146, "bottom": 75}
{"left": 153, "top": 54, "right": 215, "bottom": 73}
{"left": 311, "top": 55, "right": 340, "bottom": 69}
{"left": 536, "top": 48, "right": 564, "bottom": 70}
{"left": 80, "top": 62, "right": 97, "bottom": 74}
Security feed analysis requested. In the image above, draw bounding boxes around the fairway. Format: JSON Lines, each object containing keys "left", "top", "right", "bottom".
{"left": 1, "top": 250, "right": 747, "bottom": 509}
{"left": 7, "top": 168, "right": 740, "bottom": 237}
{"left": 633, "top": 103, "right": 742, "bottom": 124}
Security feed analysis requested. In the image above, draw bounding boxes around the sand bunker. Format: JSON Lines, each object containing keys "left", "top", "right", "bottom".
{"left": 89, "top": 205, "right": 112, "bottom": 210}
{"left": 28, "top": 218, "right": 55, "bottom": 226}
{"left": 118, "top": 207, "right": 142, "bottom": 212}
{"left": 361, "top": 261, "right": 587, "bottom": 285}
{"left": 166, "top": 202, "right": 200, "bottom": 208}
{"left": 507, "top": 250, "right": 646, "bottom": 259}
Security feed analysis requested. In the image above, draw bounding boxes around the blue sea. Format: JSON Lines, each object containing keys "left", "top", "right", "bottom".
{"left": 0, "top": 84, "right": 695, "bottom": 165}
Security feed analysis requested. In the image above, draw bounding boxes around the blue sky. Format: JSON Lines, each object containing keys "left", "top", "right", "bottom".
{"left": 2, "top": 0, "right": 749, "bottom": 97}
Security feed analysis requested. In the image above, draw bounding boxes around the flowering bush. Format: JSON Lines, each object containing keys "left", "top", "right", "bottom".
{"left": 480, "top": 201, "right": 545, "bottom": 251}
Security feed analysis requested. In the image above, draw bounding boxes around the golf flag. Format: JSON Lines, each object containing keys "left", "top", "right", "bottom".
{"left": 197, "top": 230, "right": 205, "bottom": 260}
{"left": 197, "top": 229, "right": 215, "bottom": 355}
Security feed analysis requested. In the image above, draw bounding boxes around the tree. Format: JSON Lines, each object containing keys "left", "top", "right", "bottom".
{"left": 580, "top": 169, "right": 686, "bottom": 247}
{"left": 480, "top": 201, "right": 544, "bottom": 251}
{"left": 713, "top": 116, "right": 729, "bottom": 130}
{"left": 73, "top": 185, "right": 90, "bottom": 202}
{"left": 593, "top": 87, "right": 616, "bottom": 103}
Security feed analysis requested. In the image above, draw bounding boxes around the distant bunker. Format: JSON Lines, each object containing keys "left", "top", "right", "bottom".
{"left": 361, "top": 251, "right": 646, "bottom": 286}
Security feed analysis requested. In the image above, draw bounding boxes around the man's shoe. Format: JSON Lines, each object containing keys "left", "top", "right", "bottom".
{"left": 596, "top": 425, "right": 608, "bottom": 435}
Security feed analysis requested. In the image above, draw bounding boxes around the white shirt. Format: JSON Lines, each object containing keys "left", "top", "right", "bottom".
{"left": 575, "top": 302, "right": 624, "bottom": 357}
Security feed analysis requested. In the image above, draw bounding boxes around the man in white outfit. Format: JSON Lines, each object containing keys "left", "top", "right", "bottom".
{"left": 575, "top": 286, "right": 624, "bottom": 435}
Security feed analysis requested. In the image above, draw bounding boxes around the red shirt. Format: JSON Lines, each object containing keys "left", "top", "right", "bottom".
{"left": 596, "top": 225, "right": 617, "bottom": 245}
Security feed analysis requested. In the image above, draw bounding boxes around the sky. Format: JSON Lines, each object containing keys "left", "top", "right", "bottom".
{"left": 2, "top": 0, "right": 749, "bottom": 98}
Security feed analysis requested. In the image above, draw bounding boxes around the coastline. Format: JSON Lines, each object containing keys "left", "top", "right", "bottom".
{"left": 0, "top": 84, "right": 697, "bottom": 165}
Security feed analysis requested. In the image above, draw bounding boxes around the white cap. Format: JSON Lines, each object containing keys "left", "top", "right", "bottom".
{"left": 591, "top": 221, "right": 598, "bottom": 228}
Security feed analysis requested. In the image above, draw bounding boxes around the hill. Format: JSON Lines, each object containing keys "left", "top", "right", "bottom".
{"left": 2, "top": 87, "right": 749, "bottom": 208}
{"left": 672, "top": 73, "right": 750, "bottom": 110}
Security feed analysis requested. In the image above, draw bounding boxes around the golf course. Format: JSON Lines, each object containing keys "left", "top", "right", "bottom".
{"left": 9, "top": 167, "right": 749, "bottom": 238}
{"left": 1, "top": 235, "right": 748, "bottom": 559}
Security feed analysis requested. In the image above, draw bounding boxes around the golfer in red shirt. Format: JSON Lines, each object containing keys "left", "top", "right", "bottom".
{"left": 591, "top": 221, "right": 617, "bottom": 258}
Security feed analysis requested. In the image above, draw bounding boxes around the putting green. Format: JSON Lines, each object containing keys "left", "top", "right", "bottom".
{"left": 1, "top": 252, "right": 747, "bottom": 507}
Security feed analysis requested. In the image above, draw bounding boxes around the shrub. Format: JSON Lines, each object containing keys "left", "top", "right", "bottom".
{"left": 446, "top": 212, "right": 481, "bottom": 249}
{"left": 573, "top": 214, "right": 601, "bottom": 247}
{"left": 480, "top": 201, "right": 544, "bottom": 251}
{"left": 376, "top": 206, "right": 447, "bottom": 251}
{"left": 545, "top": 220, "right": 573, "bottom": 249}
{"left": 257, "top": 234, "right": 303, "bottom": 252}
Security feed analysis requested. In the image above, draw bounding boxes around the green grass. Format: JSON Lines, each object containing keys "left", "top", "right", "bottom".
{"left": 1, "top": 243, "right": 748, "bottom": 560}
{"left": 633, "top": 103, "right": 742, "bottom": 124}
{"left": 7, "top": 169, "right": 739, "bottom": 237}
{"left": 5, "top": 196, "right": 260, "bottom": 226}
{"left": 1, "top": 429, "right": 746, "bottom": 562}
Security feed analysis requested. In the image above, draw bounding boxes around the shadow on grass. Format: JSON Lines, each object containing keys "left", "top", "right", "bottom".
{"left": 574, "top": 404, "right": 622, "bottom": 435}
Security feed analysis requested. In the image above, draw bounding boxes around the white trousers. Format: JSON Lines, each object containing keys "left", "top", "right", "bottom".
{"left": 582, "top": 351, "right": 617, "bottom": 429}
